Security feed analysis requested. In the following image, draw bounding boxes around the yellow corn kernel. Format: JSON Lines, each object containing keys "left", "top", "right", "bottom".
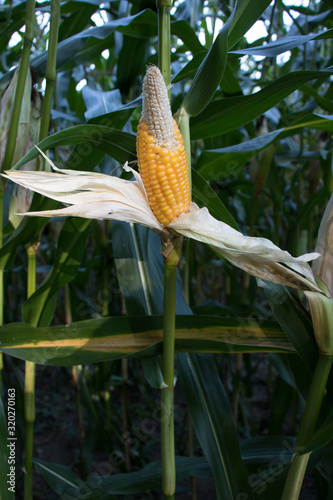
{"left": 136, "top": 66, "right": 190, "bottom": 226}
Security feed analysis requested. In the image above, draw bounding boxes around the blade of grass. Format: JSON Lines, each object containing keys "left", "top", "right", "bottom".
{"left": 178, "top": 353, "right": 252, "bottom": 499}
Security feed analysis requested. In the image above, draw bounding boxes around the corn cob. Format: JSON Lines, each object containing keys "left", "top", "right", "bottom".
{"left": 136, "top": 66, "right": 190, "bottom": 226}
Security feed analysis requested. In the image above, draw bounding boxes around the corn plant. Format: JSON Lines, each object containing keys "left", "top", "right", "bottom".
{"left": 1, "top": 1, "right": 333, "bottom": 499}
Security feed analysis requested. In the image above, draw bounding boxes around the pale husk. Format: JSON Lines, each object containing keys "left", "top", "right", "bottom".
{"left": 3, "top": 151, "right": 322, "bottom": 293}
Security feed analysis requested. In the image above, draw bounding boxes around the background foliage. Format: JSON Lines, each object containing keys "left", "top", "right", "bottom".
{"left": 1, "top": 0, "right": 333, "bottom": 498}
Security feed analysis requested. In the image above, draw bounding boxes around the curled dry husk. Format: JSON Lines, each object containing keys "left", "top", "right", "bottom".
{"left": 305, "top": 194, "right": 333, "bottom": 355}
{"left": 312, "top": 194, "right": 333, "bottom": 297}
{"left": 0, "top": 64, "right": 43, "bottom": 228}
{"left": 3, "top": 148, "right": 322, "bottom": 293}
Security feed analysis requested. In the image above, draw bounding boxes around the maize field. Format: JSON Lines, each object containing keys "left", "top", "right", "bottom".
{"left": 0, "top": 1, "right": 333, "bottom": 499}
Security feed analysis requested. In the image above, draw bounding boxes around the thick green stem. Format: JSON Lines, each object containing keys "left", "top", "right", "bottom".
{"left": 1, "top": 3, "right": 36, "bottom": 491}
{"left": 157, "top": 4, "right": 181, "bottom": 497}
{"left": 23, "top": 0, "right": 59, "bottom": 486}
{"left": 39, "top": 0, "right": 60, "bottom": 142}
{"left": 157, "top": 1, "right": 171, "bottom": 89}
{"left": 282, "top": 353, "right": 333, "bottom": 500}
{"left": 161, "top": 258, "right": 177, "bottom": 499}
{"left": 24, "top": 244, "right": 37, "bottom": 500}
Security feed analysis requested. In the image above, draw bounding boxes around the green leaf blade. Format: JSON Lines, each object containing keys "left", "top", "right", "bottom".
{"left": 178, "top": 353, "right": 252, "bottom": 499}
{"left": 190, "top": 69, "right": 333, "bottom": 139}
{"left": 0, "top": 316, "right": 292, "bottom": 366}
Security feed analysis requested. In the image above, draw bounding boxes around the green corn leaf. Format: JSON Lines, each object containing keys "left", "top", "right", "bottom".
{"left": 182, "top": 22, "right": 229, "bottom": 116}
{"left": 196, "top": 129, "right": 282, "bottom": 181}
{"left": 269, "top": 353, "right": 297, "bottom": 389}
{"left": 82, "top": 87, "right": 129, "bottom": 122}
{"left": 240, "top": 436, "right": 293, "bottom": 499}
{"left": 190, "top": 69, "right": 333, "bottom": 139}
{"left": 294, "top": 189, "right": 327, "bottom": 228}
{"left": 241, "top": 436, "right": 294, "bottom": 471}
{"left": 226, "top": 0, "right": 272, "bottom": 49}
{"left": 112, "top": 223, "right": 166, "bottom": 388}
{"left": 299, "top": 407, "right": 333, "bottom": 455}
{"left": 112, "top": 222, "right": 190, "bottom": 317}
{"left": 116, "top": 36, "right": 147, "bottom": 95}
{"left": 58, "top": 3, "right": 99, "bottom": 42}
{"left": 301, "top": 84, "right": 333, "bottom": 113}
{"left": 182, "top": 0, "right": 271, "bottom": 116}
{"left": 231, "top": 28, "right": 333, "bottom": 57}
{"left": 171, "top": 20, "right": 204, "bottom": 54}
{"left": 0, "top": 195, "right": 56, "bottom": 272}
{"left": 264, "top": 283, "right": 317, "bottom": 372}
{"left": 112, "top": 223, "right": 162, "bottom": 316}
{"left": 87, "top": 106, "right": 136, "bottom": 129}
{"left": 263, "top": 286, "right": 333, "bottom": 423}
{"left": 283, "top": 112, "right": 333, "bottom": 133}
{"left": 268, "top": 376, "right": 295, "bottom": 435}
{"left": 240, "top": 436, "right": 331, "bottom": 500}
{"left": 0, "top": 9, "right": 206, "bottom": 89}
{"left": 0, "top": 10, "right": 158, "bottom": 89}
{"left": 178, "top": 353, "right": 252, "bottom": 499}
{"left": 35, "top": 436, "right": 322, "bottom": 498}
{"left": 195, "top": 113, "right": 333, "bottom": 181}
{"left": 112, "top": 222, "right": 191, "bottom": 387}
{"left": 34, "top": 456, "right": 212, "bottom": 498}
{"left": 65, "top": 95, "right": 138, "bottom": 170}
{"left": 192, "top": 168, "right": 239, "bottom": 231}
{"left": 171, "top": 52, "right": 206, "bottom": 84}
{"left": 33, "top": 459, "right": 84, "bottom": 496}
{"left": 10, "top": 125, "right": 137, "bottom": 171}
{"left": 0, "top": 315, "right": 293, "bottom": 366}
{"left": 22, "top": 218, "right": 91, "bottom": 327}
{"left": 141, "top": 355, "right": 167, "bottom": 389}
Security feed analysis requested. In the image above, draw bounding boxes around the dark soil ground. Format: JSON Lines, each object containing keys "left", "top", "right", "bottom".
{"left": 2, "top": 354, "right": 319, "bottom": 499}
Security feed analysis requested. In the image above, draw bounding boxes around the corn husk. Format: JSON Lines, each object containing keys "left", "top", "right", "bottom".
{"left": 3, "top": 149, "right": 323, "bottom": 293}
{"left": 305, "top": 290, "right": 333, "bottom": 355}
{"left": 312, "top": 194, "right": 333, "bottom": 297}
{"left": 0, "top": 64, "right": 43, "bottom": 227}
{"left": 0, "top": 65, "right": 30, "bottom": 168}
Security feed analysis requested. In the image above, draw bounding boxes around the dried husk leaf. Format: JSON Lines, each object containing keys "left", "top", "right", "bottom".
{"left": 305, "top": 290, "right": 333, "bottom": 355}
{"left": 312, "top": 194, "right": 333, "bottom": 297}
{"left": 3, "top": 152, "right": 322, "bottom": 292}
